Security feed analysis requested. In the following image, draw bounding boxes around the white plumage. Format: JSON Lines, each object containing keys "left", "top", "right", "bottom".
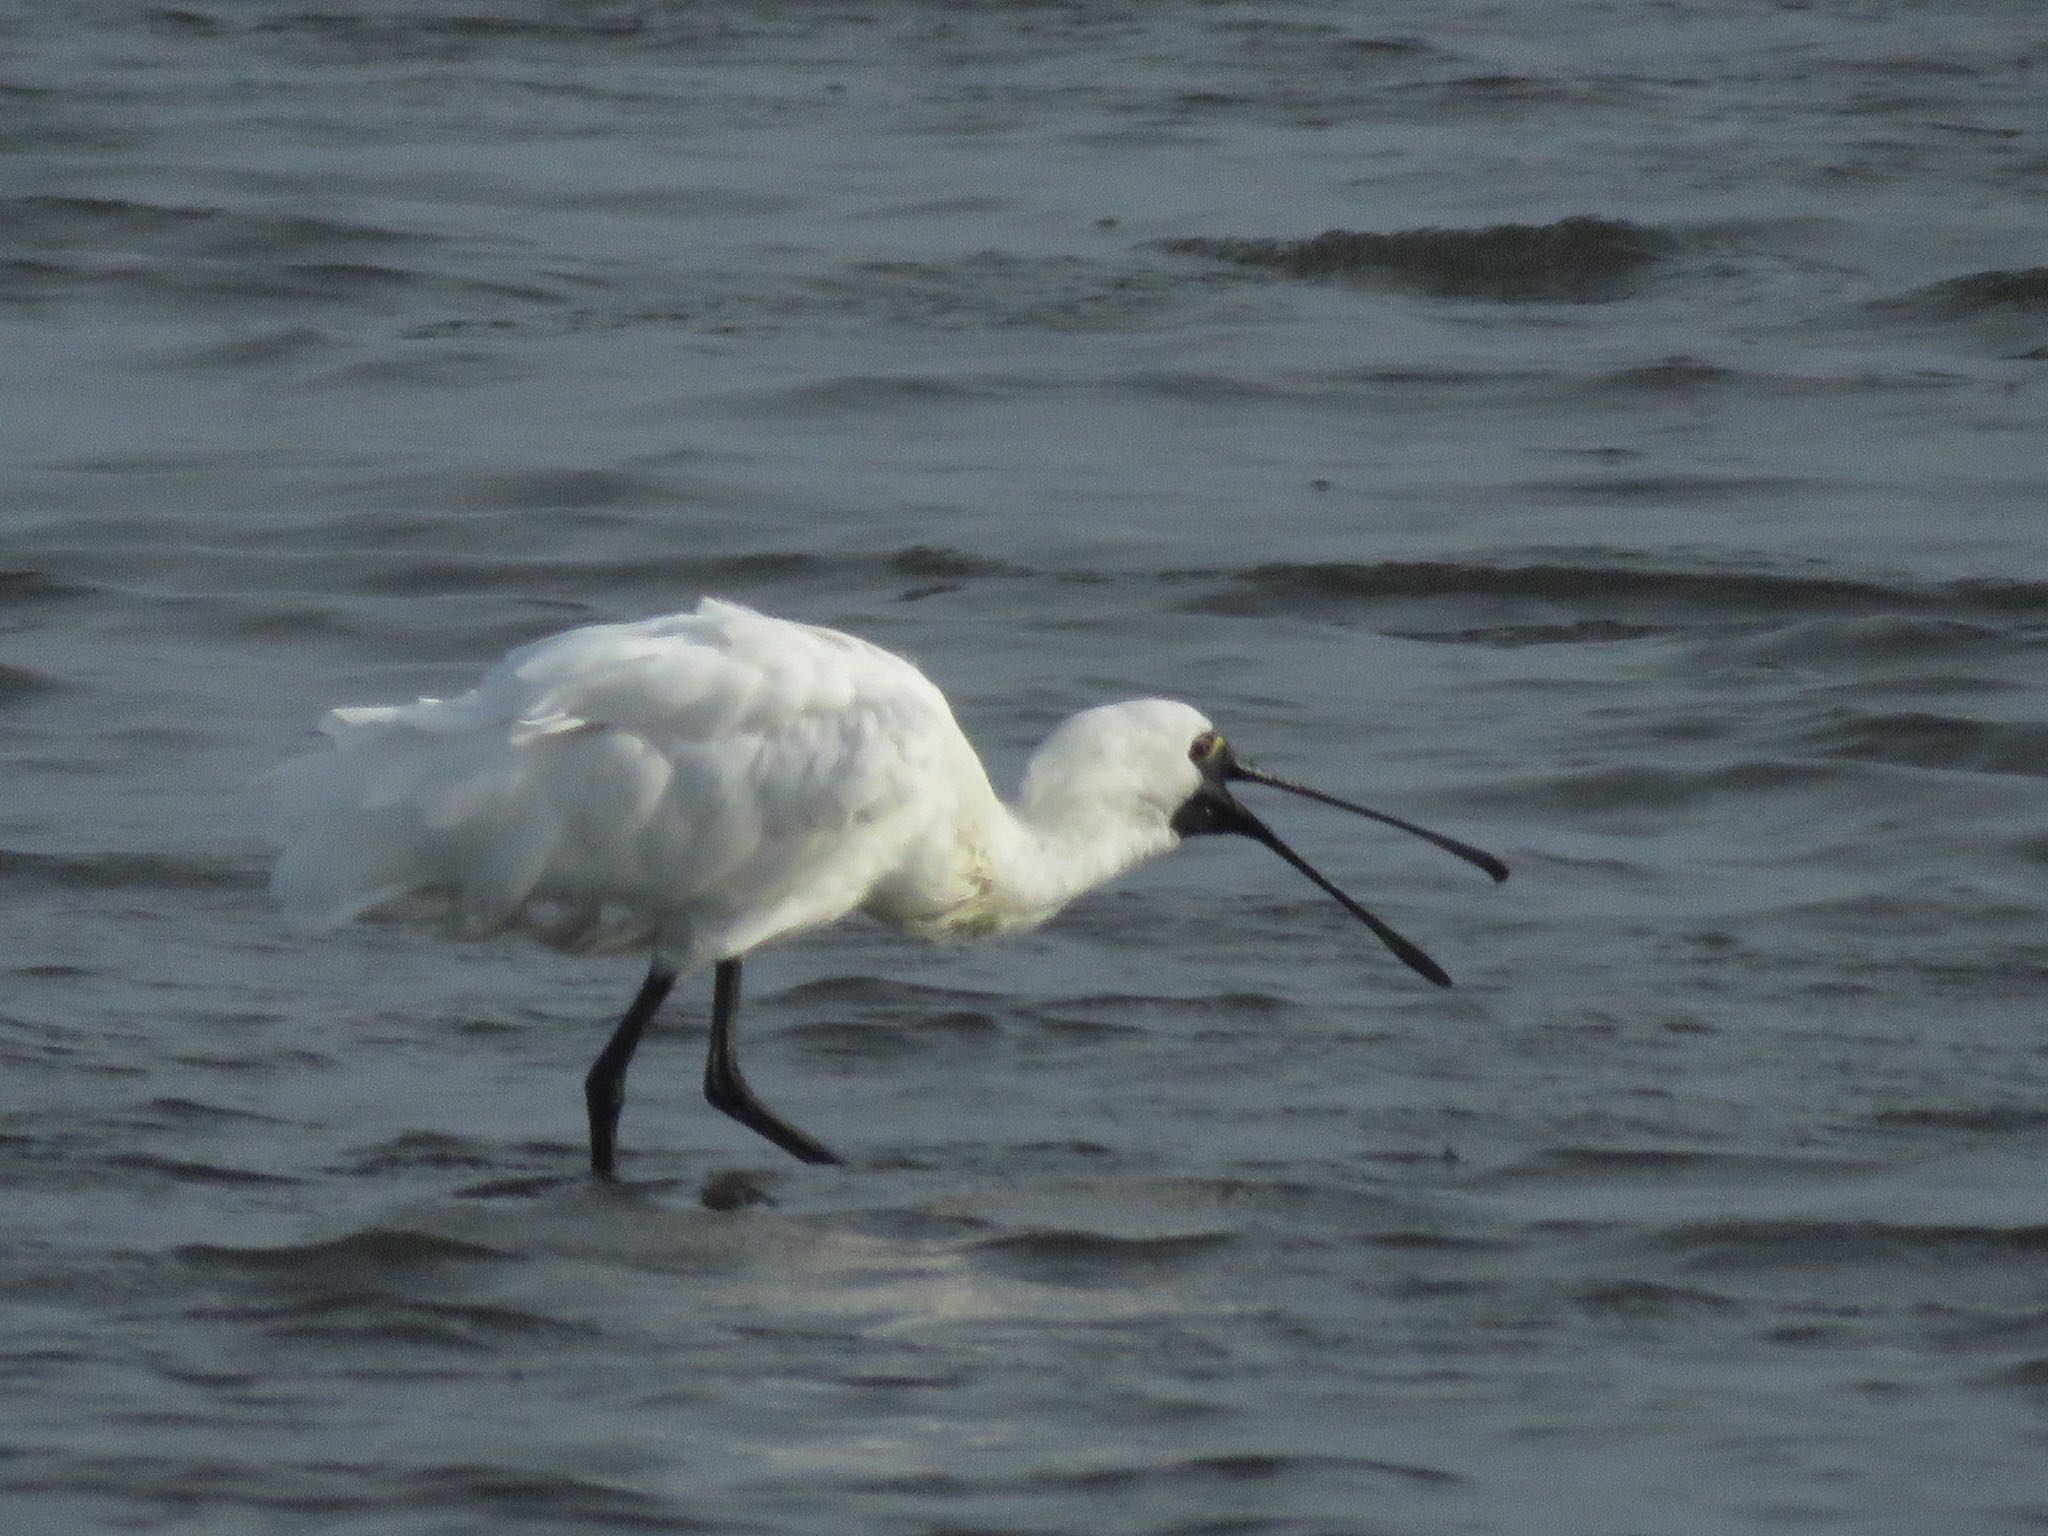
{"left": 273, "top": 598, "right": 1198, "bottom": 960}
{"left": 270, "top": 597, "right": 1505, "bottom": 1172}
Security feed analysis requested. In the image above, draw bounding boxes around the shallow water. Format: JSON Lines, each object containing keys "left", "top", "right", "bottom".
{"left": 4, "top": 1, "right": 2047, "bottom": 1531}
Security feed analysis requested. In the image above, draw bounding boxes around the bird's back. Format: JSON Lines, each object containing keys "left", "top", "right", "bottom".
{"left": 269, "top": 599, "right": 989, "bottom": 962}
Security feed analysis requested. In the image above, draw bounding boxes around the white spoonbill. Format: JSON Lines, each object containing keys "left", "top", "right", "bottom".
{"left": 270, "top": 597, "right": 1506, "bottom": 1173}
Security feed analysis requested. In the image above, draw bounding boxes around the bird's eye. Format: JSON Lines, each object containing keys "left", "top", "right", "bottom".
{"left": 1189, "top": 730, "right": 1225, "bottom": 763}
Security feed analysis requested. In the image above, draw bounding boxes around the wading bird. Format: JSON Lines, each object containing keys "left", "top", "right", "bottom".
{"left": 271, "top": 598, "right": 1506, "bottom": 1173}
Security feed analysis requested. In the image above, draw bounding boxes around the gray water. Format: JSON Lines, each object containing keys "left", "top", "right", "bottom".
{"left": 5, "top": 1, "right": 2047, "bottom": 1531}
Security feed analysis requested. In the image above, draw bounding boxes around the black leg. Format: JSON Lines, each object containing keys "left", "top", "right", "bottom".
{"left": 583, "top": 964, "right": 676, "bottom": 1178}
{"left": 704, "top": 959, "right": 841, "bottom": 1166}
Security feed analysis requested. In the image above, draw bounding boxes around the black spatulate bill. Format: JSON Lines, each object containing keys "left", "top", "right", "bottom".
{"left": 1172, "top": 736, "right": 1508, "bottom": 988}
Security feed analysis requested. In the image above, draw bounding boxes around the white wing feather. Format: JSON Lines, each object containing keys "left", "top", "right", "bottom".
{"left": 269, "top": 599, "right": 978, "bottom": 961}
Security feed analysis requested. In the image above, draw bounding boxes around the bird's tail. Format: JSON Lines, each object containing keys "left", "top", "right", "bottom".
{"left": 267, "top": 702, "right": 558, "bottom": 936}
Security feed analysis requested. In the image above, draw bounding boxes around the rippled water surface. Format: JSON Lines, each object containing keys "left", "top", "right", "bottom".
{"left": 5, "top": 1, "right": 2047, "bottom": 1531}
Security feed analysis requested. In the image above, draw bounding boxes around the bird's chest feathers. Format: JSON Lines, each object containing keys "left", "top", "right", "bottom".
{"left": 861, "top": 831, "right": 1039, "bottom": 942}
{"left": 861, "top": 807, "right": 1169, "bottom": 943}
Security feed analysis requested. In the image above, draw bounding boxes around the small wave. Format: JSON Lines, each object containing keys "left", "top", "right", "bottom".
{"left": 1868, "top": 1105, "right": 2048, "bottom": 1135}
{"left": 441, "top": 467, "right": 676, "bottom": 513}
{"left": 0, "top": 663, "right": 64, "bottom": 705}
{"left": 209, "top": 600, "right": 362, "bottom": 643}
{"left": 1331, "top": 34, "right": 1439, "bottom": 59}
{"left": 1032, "top": 1450, "right": 1462, "bottom": 1491}
{"left": 300, "top": 527, "right": 1028, "bottom": 602}
{"left": 1388, "top": 618, "right": 1663, "bottom": 648}
{"left": 1572, "top": 1279, "right": 1742, "bottom": 1318}
{"left": 1801, "top": 710, "right": 2048, "bottom": 779}
{"left": 766, "top": 975, "right": 1011, "bottom": 1058}
{"left": 1004, "top": 989, "right": 1292, "bottom": 1039}
{"left": 6, "top": 193, "right": 216, "bottom": 242}
{"left": 0, "top": 569, "right": 98, "bottom": 605}
{"left": 970, "top": 1228, "right": 1234, "bottom": 1284}
{"left": 1368, "top": 1229, "right": 1515, "bottom": 1255}
{"left": 3, "top": 197, "right": 447, "bottom": 318}
{"left": 137, "top": 1095, "right": 287, "bottom": 1127}
{"left": 175, "top": 1227, "right": 516, "bottom": 1277}
{"left": 767, "top": 372, "right": 1026, "bottom": 411}
{"left": 772, "top": 975, "right": 1004, "bottom": 1010}
{"left": 1529, "top": 472, "right": 1813, "bottom": 504}
{"left": 1013, "top": 1010, "right": 1147, "bottom": 1043}
{"left": 1927, "top": 1306, "right": 2048, "bottom": 1353}
{"left": 1162, "top": 216, "right": 1675, "bottom": 302}
{"left": 5, "top": 195, "right": 418, "bottom": 255}
{"left": 1884, "top": 267, "right": 2048, "bottom": 319}
{"left": 888, "top": 545, "right": 1023, "bottom": 580}
{"left": 0, "top": 848, "right": 255, "bottom": 893}
{"left": 249, "top": 8, "right": 653, "bottom": 49}
{"left": 1732, "top": 614, "right": 2016, "bottom": 666}
{"left": 1438, "top": 72, "right": 1580, "bottom": 104}
{"left": 241, "top": 262, "right": 547, "bottom": 308}
{"left": 1323, "top": 363, "right": 1557, "bottom": 394}
{"left": 1598, "top": 356, "right": 1745, "bottom": 394}
{"left": 205, "top": 214, "right": 426, "bottom": 263}
{"left": 1983, "top": 1358, "right": 2048, "bottom": 1394}
{"left": 1060, "top": 989, "right": 1294, "bottom": 1016}
{"left": 157, "top": 326, "right": 332, "bottom": 370}
{"left": 1487, "top": 760, "right": 1843, "bottom": 816}
{"left": 1496, "top": 1145, "right": 1854, "bottom": 1180}
{"left": 395, "top": 1465, "right": 685, "bottom": 1527}
{"left": 148, "top": 8, "right": 224, "bottom": 36}
{"left": 1117, "top": 369, "right": 1320, "bottom": 404}
{"left": 786, "top": 1009, "right": 1001, "bottom": 1060}
{"left": 333, "top": 543, "right": 1033, "bottom": 606}
{"left": 1655, "top": 1218, "right": 2048, "bottom": 1270}
{"left": 0, "top": 257, "right": 68, "bottom": 302}
{"left": 1176, "top": 558, "right": 2048, "bottom": 627}
{"left": 103, "top": 1153, "right": 302, "bottom": 1188}
{"left": 101, "top": 250, "right": 549, "bottom": 316}
{"left": 347, "top": 548, "right": 833, "bottom": 597}
{"left": 335, "top": 1132, "right": 510, "bottom": 1177}
{"left": 256, "top": 1294, "right": 599, "bottom": 1354}
{"left": 811, "top": 253, "right": 1184, "bottom": 334}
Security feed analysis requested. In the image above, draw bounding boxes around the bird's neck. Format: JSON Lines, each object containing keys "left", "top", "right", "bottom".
{"left": 867, "top": 730, "right": 1182, "bottom": 942}
{"left": 975, "top": 793, "right": 1179, "bottom": 932}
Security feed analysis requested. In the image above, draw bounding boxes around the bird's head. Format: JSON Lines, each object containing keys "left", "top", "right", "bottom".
{"left": 1020, "top": 700, "right": 1506, "bottom": 984}
{"left": 1169, "top": 711, "right": 1510, "bottom": 987}
{"left": 1018, "top": 699, "right": 1215, "bottom": 830}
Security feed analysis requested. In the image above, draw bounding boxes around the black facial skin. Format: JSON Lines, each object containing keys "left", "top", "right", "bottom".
{"left": 1171, "top": 731, "right": 1507, "bottom": 987}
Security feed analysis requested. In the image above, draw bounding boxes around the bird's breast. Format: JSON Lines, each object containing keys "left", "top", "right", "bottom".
{"left": 860, "top": 827, "right": 1046, "bottom": 943}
